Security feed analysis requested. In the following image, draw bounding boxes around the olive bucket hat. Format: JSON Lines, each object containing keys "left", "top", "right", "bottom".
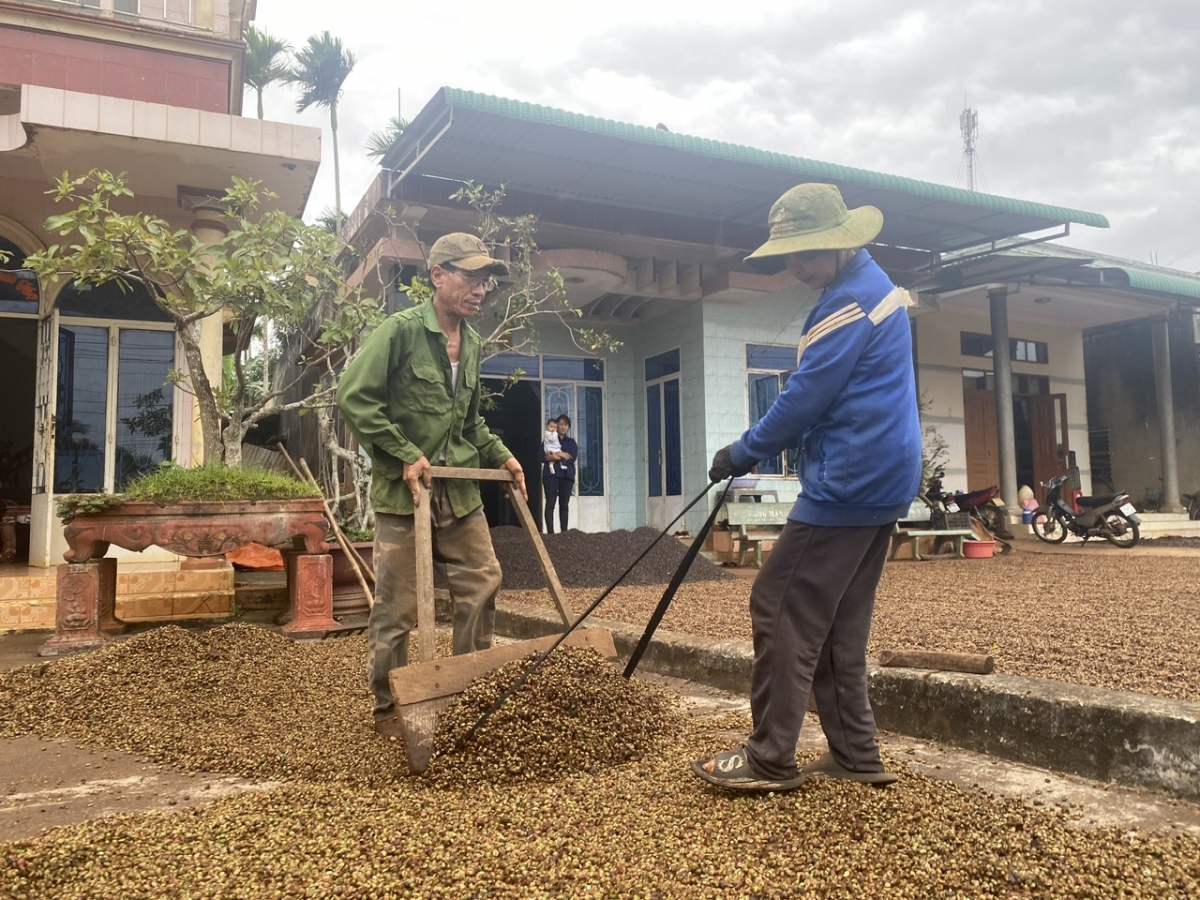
{"left": 744, "top": 183, "right": 883, "bottom": 272}
{"left": 428, "top": 232, "right": 510, "bottom": 276}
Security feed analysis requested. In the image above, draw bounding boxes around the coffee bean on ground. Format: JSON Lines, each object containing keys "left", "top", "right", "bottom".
{"left": 491, "top": 526, "right": 733, "bottom": 589}
{"left": 427, "top": 646, "right": 683, "bottom": 786}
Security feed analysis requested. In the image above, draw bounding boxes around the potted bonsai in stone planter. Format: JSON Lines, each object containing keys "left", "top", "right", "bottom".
{"left": 55, "top": 463, "right": 326, "bottom": 564}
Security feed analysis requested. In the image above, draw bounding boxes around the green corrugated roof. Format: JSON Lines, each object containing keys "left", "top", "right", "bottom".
{"left": 1004, "top": 243, "right": 1200, "bottom": 302}
{"left": 440, "top": 87, "right": 1111, "bottom": 230}
{"left": 1114, "top": 266, "right": 1200, "bottom": 300}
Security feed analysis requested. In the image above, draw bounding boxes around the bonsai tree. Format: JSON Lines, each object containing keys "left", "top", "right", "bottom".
{"left": 26, "top": 169, "right": 386, "bottom": 469}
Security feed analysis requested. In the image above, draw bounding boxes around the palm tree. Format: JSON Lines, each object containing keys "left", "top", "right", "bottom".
{"left": 289, "top": 32, "right": 357, "bottom": 228}
{"left": 243, "top": 25, "right": 291, "bottom": 120}
{"left": 365, "top": 115, "right": 409, "bottom": 161}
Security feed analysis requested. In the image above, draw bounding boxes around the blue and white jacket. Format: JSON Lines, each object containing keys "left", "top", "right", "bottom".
{"left": 730, "top": 249, "right": 922, "bottom": 527}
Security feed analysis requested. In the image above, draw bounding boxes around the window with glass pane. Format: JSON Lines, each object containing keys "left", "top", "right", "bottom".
{"left": 746, "top": 342, "right": 799, "bottom": 476}
{"left": 55, "top": 325, "right": 109, "bottom": 493}
{"left": 748, "top": 372, "right": 789, "bottom": 475}
{"left": 543, "top": 383, "right": 574, "bottom": 423}
{"left": 576, "top": 385, "right": 604, "bottom": 496}
{"left": 544, "top": 356, "right": 603, "bottom": 382}
{"left": 644, "top": 349, "right": 680, "bottom": 381}
{"left": 481, "top": 352, "right": 538, "bottom": 378}
{"left": 115, "top": 330, "right": 174, "bottom": 489}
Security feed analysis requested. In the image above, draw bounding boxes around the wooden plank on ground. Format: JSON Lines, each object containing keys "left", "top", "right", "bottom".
{"left": 877, "top": 649, "right": 994, "bottom": 674}
{"left": 391, "top": 628, "right": 618, "bottom": 704}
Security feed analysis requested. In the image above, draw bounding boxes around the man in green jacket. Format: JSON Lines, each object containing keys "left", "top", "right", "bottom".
{"left": 337, "top": 233, "right": 526, "bottom": 735}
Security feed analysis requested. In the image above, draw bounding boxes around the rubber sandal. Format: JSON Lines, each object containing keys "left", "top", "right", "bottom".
{"left": 692, "top": 745, "right": 805, "bottom": 793}
{"left": 801, "top": 751, "right": 898, "bottom": 786}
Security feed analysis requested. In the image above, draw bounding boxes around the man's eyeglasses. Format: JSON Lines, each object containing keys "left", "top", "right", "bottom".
{"left": 442, "top": 265, "right": 498, "bottom": 292}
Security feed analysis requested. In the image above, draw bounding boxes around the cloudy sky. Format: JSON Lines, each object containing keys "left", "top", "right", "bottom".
{"left": 254, "top": 0, "right": 1200, "bottom": 271}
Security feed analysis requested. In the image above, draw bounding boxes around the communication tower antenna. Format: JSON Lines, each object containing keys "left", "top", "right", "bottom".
{"left": 960, "top": 107, "right": 979, "bottom": 191}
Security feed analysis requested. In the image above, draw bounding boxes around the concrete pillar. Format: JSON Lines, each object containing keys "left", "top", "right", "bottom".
{"left": 188, "top": 205, "right": 229, "bottom": 465}
{"left": 988, "top": 287, "right": 1018, "bottom": 522}
{"left": 1151, "top": 318, "right": 1184, "bottom": 513}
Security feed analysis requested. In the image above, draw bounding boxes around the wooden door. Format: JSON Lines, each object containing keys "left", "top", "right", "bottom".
{"left": 963, "top": 388, "right": 999, "bottom": 489}
{"left": 1031, "top": 394, "right": 1069, "bottom": 500}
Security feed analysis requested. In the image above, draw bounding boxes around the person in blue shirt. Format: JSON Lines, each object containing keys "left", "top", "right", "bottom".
{"left": 539, "top": 415, "right": 578, "bottom": 533}
{"left": 694, "top": 183, "right": 922, "bottom": 793}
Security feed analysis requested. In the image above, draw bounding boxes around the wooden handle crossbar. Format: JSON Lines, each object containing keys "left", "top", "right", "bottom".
{"left": 412, "top": 466, "right": 572, "bottom": 657}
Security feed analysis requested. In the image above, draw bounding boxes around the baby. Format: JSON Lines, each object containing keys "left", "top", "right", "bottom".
{"left": 543, "top": 418, "right": 562, "bottom": 474}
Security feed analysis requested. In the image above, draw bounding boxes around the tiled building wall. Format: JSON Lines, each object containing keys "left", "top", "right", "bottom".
{"left": 0, "top": 27, "right": 230, "bottom": 112}
{"left": 0, "top": 562, "right": 233, "bottom": 632}
{"left": 699, "top": 286, "right": 814, "bottom": 526}
{"left": 619, "top": 304, "right": 707, "bottom": 532}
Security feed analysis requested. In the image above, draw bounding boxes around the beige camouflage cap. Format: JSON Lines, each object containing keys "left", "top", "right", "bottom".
{"left": 428, "top": 233, "right": 510, "bottom": 275}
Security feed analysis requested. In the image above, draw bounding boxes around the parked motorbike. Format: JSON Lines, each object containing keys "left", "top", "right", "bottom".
{"left": 1030, "top": 474, "right": 1141, "bottom": 548}
{"left": 924, "top": 470, "right": 1013, "bottom": 539}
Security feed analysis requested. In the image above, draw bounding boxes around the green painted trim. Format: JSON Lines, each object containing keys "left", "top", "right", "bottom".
{"left": 439, "top": 87, "right": 1111, "bottom": 230}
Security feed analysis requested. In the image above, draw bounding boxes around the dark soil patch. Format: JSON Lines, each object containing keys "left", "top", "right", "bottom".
{"left": 1142, "top": 535, "right": 1200, "bottom": 548}
{"left": 491, "top": 526, "right": 733, "bottom": 589}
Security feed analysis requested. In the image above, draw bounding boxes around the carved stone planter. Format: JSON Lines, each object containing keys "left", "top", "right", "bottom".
{"left": 62, "top": 499, "right": 330, "bottom": 563}
{"left": 43, "top": 499, "right": 335, "bottom": 655}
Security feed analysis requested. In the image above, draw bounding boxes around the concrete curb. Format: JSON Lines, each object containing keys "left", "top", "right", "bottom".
{"left": 487, "top": 599, "right": 1200, "bottom": 800}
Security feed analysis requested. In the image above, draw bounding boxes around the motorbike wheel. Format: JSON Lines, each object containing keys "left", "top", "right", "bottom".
{"left": 1102, "top": 513, "right": 1140, "bottom": 549}
{"left": 978, "top": 504, "right": 1014, "bottom": 539}
{"left": 1031, "top": 507, "right": 1067, "bottom": 543}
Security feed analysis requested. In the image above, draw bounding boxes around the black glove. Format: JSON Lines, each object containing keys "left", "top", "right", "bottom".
{"left": 709, "top": 445, "right": 751, "bottom": 483}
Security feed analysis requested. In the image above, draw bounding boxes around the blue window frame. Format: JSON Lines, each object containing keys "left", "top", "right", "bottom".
{"left": 646, "top": 384, "right": 662, "bottom": 498}
{"left": 576, "top": 385, "right": 604, "bottom": 497}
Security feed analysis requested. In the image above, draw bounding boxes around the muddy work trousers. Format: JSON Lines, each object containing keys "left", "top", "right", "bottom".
{"left": 744, "top": 520, "right": 895, "bottom": 781}
{"left": 369, "top": 484, "right": 503, "bottom": 719}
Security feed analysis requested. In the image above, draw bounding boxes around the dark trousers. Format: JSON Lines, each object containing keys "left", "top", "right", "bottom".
{"left": 542, "top": 473, "right": 573, "bottom": 533}
{"left": 744, "top": 520, "right": 895, "bottom": 780}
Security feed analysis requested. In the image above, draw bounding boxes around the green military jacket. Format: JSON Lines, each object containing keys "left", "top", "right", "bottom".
{"left": 336, "top": 301, "right": 512, "bottom": 517}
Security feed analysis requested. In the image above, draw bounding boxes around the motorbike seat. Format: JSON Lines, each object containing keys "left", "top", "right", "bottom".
{"left": 1077, "top": 493, "right": 1119, "bottom": 508}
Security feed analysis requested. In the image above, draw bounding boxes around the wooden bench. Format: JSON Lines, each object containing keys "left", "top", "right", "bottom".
{"left": 890, "top": 499, "right": 974, "bottom": 561}
{"left": 724, "top": 501, "right": 793, "bottom": 567}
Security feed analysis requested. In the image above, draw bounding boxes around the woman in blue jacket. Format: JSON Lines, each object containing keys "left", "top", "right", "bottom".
{"left": 695, "top": 183, "right": 922, "bottom": 793}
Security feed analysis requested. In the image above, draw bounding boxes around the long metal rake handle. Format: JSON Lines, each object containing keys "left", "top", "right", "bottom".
{"left": 622, "top": 480, "right": 732, "bottom": 678}
{"left": 457, "top": 478, "right": 730, "bottom": 747}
